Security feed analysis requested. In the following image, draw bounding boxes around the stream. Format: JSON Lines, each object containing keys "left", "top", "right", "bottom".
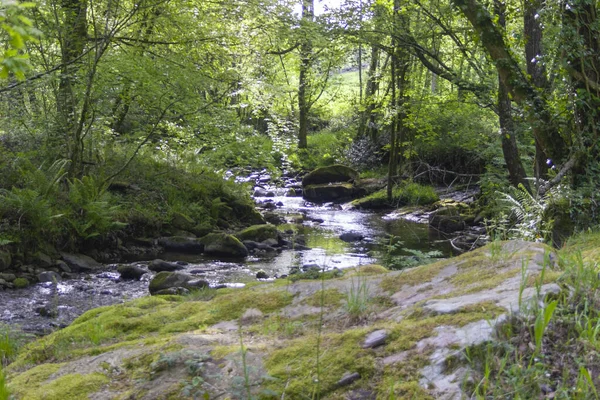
{"left": 0, "top": 175, "right": 472, "bottom": 335}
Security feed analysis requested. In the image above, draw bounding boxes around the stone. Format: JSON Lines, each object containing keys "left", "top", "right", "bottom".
{"left": 149, "top": 271, "right": 209, "bottom": 295}
{"left": 337, "top": 372, "right": 361, "bottom": 387}
{"left": 36, "top": 305, "right": 58, "bottom": 318}
{"left": 34, "top": 252, "right": 53, "bottom": 269}
{"left": 148, "top": 259, "right": 185, "bottom": 273}
{"left": 253, "top": 188, "right": 268, "bottom": 197}
{"left": 158, "top": 237, "right": 204, "bottom": 253}
{"left": 60, "top": 253, "right": 101, "bottom": 272}
{"left": 0, "top": 273, "right": 15, "bottom": 282}
{"left": 240, "top": 308, "right": 264, "bottom": 324}
{"left": 55, "top": 260, "right": 71, "bottom": 273}
{"left": 0, "top": 250, "right": 12, "bottom": 272}
{"left": 340, "top": 232, "right": 364, "bottom": 242}
{"left": 117, "top": 265, "right": 147, "bottom": 280}
{"left": 200, "top": 233, "right": 248, "bottom": 258}
{"left": 429, "top": 207, "right": 466, "bottom": 234}
{"left": 362, "top": 329, "right": 388, "bottom": 348}
{"left": 256, "top": 270, "right": 269, "bottom": 279}
{"left": 302, "top": 164, "right": 359, "bottom": 186}
{"left": 235, "top": 224, "right": 279, "bottom": 243}
{"left": 38, "top": 271, "right": 61, "bottom": 283}
{"left": 263, "top": 212, "right": 286, "bottom": 225}
{"left": 261, "top": 238, "right": 279, "bottom": 247}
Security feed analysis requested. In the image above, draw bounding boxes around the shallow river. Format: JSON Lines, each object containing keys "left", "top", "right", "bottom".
{"left": 0, "top": 193, "right": 454, "bottom": 335}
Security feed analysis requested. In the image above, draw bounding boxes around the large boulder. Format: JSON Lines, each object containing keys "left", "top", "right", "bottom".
{"left": 302, "top": 164, "right": 359, "bottom": 186}
{"left": 158, "top": 236, "right": 205, "bottom": 253}
{"left": 60, "top": 253, "right": 102, "bottom": 272}
{"left": 200, "top": 233, "right": 249, "bottom": 258}
{"left": 149, "top": 271, "right": 209, "bottom": 295}
{"left": 303, "top": 183, "right": 366, "bottom": 203}
{"left": 235, "top": 224, "right": 279, "bottom": 243}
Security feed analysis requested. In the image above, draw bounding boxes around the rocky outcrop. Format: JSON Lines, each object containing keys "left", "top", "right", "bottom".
{"left": 149, "top": 271, "right": 208, "bottom": 295}
{"left": 6, "top": 240, "right": 568, "bottom": 400}
{"left": 429, "top": 200, "right": 473, "bottom": 235}
{"left": 200, "top": 233, "right": 248, "bottom": 258}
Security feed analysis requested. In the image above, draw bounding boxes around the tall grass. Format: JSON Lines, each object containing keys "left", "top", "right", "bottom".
{"left": 465, "top": 249, "right": 600, "bottom": 398}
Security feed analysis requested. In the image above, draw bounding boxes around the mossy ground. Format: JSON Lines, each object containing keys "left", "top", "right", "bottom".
{"left": 5, "top": 239, "right": 572, "bottom": 399}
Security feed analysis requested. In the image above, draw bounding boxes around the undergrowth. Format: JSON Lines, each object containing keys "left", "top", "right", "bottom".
{"left": 463, "top": 237, "right": 600, "bottom": 398}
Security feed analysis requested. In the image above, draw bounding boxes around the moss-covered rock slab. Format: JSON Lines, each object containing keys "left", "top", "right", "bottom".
{"left": 302, "top": 164, "right": 359, "bottom": 186}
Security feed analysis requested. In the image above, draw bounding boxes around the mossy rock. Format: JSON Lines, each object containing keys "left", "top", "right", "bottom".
{"left": 200, "top": 233, "right": 248, "bottom": 258}
{"left": 235, "top": 224, "right": 279, "bottom": 243}
{"left": 302, "top": 164, "right": 359, "bottom": 186}
{"left": 149, "top": 271, "right": 208, "bottom": 295}
{"left": 303, "top": 183, "right": 365, "bottom": 203}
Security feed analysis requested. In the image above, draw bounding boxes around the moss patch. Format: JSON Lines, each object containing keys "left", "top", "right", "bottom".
{"left": 380, "top": 261, "right": 447, "bottom": 293}
{"left": 348, "top": 264, "right": 389, "bottom": 276}
{"left": 13, "top": 288, "right": 292, "bottom": 366}
{"left": 13, "top": 372, "right": 108, "bottom": 400}
{"left": 265, "top": 328, "right": 375, "bottom": 397}
{"left": 302, "top": 289, "right": 344, "bottom": 308}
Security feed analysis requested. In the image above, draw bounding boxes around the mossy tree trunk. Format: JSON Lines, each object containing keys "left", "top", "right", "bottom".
{"left": 453, "top": 0, "right": 568, "bottom": 167}
{"left": 56, "top": 0, "right": 88, "bottom": 177}
{"left": 495, "top": 0, "right": 530, "bottom": 191}
{"left": 298, "top": 0, "right": 314, "bottom": 150}
{"left": 524, "top": 0, "right": 550, "bottom": 181}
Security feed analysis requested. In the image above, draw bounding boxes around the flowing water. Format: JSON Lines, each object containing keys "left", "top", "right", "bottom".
{"left": 0, "top": 184, "right": 458, "bottom": 335}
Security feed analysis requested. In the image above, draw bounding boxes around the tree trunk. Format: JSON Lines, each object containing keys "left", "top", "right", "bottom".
{"left": 524, "top": 0, "right": 549, "bottom": 181}
{"left": 297, "top": 0, "right": 314, "bottom": 149}
{"left": 453, "top": 0, "right": 567, "bottom": 167}
{"left": 357, "top": 45, "right": 380, "bottom": 138}
{"left": 56, "top": 0, "right": 88, "bottom": 175}
{"left": 495, "top": 0, "right": 529, "bottom": 191}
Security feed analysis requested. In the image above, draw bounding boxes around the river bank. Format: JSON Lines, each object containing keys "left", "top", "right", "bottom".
{"left": 0, "top": 167, "right": 484, "bottom": 335}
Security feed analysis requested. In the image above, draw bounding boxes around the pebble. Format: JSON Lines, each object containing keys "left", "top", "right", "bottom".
{"left": 362, "top": 329, "right": 388, "bottom": 348}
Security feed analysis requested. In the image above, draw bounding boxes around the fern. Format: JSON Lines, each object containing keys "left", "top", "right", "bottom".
{"left": 497, "top": 183, "right": 553, "bottom": 241}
